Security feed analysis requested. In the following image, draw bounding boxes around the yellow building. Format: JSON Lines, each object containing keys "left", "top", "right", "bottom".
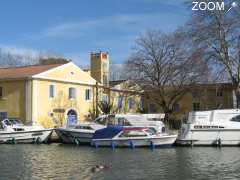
{"left": 0, "top": 52, "right": 141, "bottom": 128}
{"left": 142, "top": 83, "right": 234, "bottom": 120}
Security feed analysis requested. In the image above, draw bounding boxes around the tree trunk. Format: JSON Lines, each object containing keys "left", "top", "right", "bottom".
{"left": 163, "top": 110, "right": 172, "bottom": 129}
{"left": 235, "top": 87, "right": 240, "bottom": 109}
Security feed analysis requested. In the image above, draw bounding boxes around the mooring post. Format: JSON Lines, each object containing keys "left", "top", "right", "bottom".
{"left": 111, "top": 141, "right": 116, "bottom": 150}
{"left": 150, "top": 141, "right": 155, "bottom": 150}
{"left": 191, "top": 140, "right": 194, "bottom": 148}
{"left": 129, "top": 140, "right": 135, "bottom": 149}
{"left": 218, "top": 138, "right": 222, "bottom": 148}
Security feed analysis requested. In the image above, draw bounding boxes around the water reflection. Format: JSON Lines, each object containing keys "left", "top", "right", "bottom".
{"left": 0, "top": 145, "right": 240, "bottom": 180}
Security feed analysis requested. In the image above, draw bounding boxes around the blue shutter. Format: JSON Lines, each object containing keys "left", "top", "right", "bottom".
{"left": 118, "top": 96, "right": 122, "bottom": 109}
{"left": 128, "top": 97, "right": 134, "bottom": 109}
{"left": 138, "top": 97, "right": 143, "bottom": 111}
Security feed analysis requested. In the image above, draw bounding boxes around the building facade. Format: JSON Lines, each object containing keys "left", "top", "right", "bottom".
{"left": 143, "top": 83, "right": 234, "bottom": 120}
{"left": 0, "top": 52, "right": 141, "bottom": 128}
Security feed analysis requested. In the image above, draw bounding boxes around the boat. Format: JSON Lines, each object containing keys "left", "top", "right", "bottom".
{"left": 177, "top": 109, "right": 240, "bottom": 146}
{"left": 56, "top": 114, "right": 167, "bottom": 145}
{"left": 91, "top": 126, "right": 177, "bottom": 148}
{"left": 0, "top": 119, "right": 53, "bottom": 144}
{"left": 94, "top": 114, "right": 166, "bottom": 133}
{"left": 55, "top": 123, "right": 105, "bottom": 145}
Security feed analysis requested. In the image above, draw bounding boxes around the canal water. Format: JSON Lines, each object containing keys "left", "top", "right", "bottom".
{"left": 0, "top": 144, "right": 240, "bottom": 180}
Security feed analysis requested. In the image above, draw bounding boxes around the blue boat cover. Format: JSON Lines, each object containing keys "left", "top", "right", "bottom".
{"left": 93, "top": 126, "right": 123, "bottom": 139}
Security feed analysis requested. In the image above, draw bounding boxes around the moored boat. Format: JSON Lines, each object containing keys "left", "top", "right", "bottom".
{"left": 177, "top": 109, "right": 240, "bottom": 146}
{"left": 55, "top": 114, "right": 167, "bottom": 145}
{"left": 55, "top": 123, "right": 105, "bottom": 145}
{"left": 91, "top": 126, "right": 177, "bottom": 148}
{"left": 0, "top": 119, "right": 53, "bottom": 144}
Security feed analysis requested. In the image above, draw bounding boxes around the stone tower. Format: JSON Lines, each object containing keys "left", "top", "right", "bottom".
{"left": 90, "top": 51, "right": 109, "bottom": 86}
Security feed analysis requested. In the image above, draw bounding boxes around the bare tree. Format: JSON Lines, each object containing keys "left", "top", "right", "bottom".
{"left": 186, "top": 0, "right": 240, "bottom": 107}
{"left": 126, "top": 30, "right": 208, "bottom": 124}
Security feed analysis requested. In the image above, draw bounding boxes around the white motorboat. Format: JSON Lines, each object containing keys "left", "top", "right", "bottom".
{"left": 55, "top": 123, "right": 105, "bottom": 145}
{"left": 91, "top": 126, "right": 177, "bottom": 148}
{"left": 56, "top": 114, "right": 167, "bottom": 145}
{"left": 0, "top": 119, "right": 53, "bottom": 144}
{"left": 177, "top": 109, "right": 240, "bottom": 146}
{"left": 94, "top": 114, "right": 166, "bottom": 133}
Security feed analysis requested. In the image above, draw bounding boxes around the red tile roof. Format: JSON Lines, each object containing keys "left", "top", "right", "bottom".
{"left": 0, "top": 63, "right": 65, "bottom": 79}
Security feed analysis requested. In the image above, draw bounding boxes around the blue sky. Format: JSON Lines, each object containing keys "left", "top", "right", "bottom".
{"left": 0, "top": 0, "right": 189, "bottom": 66}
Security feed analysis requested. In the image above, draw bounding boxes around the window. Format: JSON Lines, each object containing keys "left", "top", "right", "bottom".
{"left": 192, "top": 91, "right": 200, "bottom": 98}
{"left": 102, "top": 95, "right": 108, "bottom": 103}
{"left": 149, "top": 103, "right": 157, "bottom": 113}
{"left": 216, "top": 91, "right": 223, "bottom": 97}
{"left": 103, "top": 74, "right": 108, "bottom": 85}
{"left": 0, "top": 112, "right": 7, "bottom": 121}
{"left": 69, "top": 87, "right": 76, "bottom": 99}
{"left": 85, "top": 89, "right": 91, "bottom": 100}
{"left": 118, "top": 96, "right": 122, "bottom": 109}
{"left": 230, "top": 115, "right": 240, "bottom": 122}
{"left": 49, "top": 85, "right": 55, "bottom": 98}
{"left": 173, "top": 103, "right": 180, "bottom": 112}
{"left": 193, "top": 102, "right": 200, "bottom": 111}
{"left": 128, "top": 97, "right": 134, "bottom": 110}
{"left": 0, "top": 87, "right": 3, "bottom": 98}
{"left": 119, "top": 130, "right": 147, "bottom": 137}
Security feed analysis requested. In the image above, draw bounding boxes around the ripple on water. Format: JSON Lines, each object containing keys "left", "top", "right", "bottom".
{"left": 0, "top": 145, "right": 240, "bottom": 180}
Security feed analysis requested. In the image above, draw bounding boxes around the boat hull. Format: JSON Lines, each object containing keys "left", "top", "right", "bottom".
{"left": 177, "top": 129, "right": 240, "bottom": 146}
{"left": 55, "top": 128, "right": 94, "bottom": 144}
{"left": 0, "top": 129, "right": 53, "bottom": 144}
{"left": 92, "top": 135, "right": 177, "bottom": 148}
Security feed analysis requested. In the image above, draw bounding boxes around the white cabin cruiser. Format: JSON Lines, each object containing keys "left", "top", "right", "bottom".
{"left": 177, "top": 109, "right": 240, "bottom": 146}
{"left": 91, "top": 126, "right": 177, "bottom": 148}
{"left": 55, "top": 123, "right": 105, "bottom": 144}
{"left": 0, "top": 119, "right": 53, "bottom": 144}
{"left": 94, "top": 114, "right": 166, "bottom": 133}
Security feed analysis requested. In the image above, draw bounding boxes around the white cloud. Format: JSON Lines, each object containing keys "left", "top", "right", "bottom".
{"left": 33, "top": 12, "right": 187, "bottom": 40}
{"left": 0, "top": 45, "right": 62, "bottom": 62}
{"left": 0, "top": 45, "right": 40, "bottom": 58}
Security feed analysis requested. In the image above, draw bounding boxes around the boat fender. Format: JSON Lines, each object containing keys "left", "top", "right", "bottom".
{"left": 74, "top": 138, "right": 80, "bottom": 146}
{"left": 150, "top": 141, "right": 155, "bottom": 150}
{"left": 11, "top": 137, "right": 16, "bottom": 145}
{"left": 92, "top": 141, "right": 99, "bottom": 148}
{"left": 129, "top": 140, "right": 135, "bottom": 149}
{"left": 111, "top": 141, "right": 116, "bottom": 150}
{"left": 218, "top": 138, "right": 222, "bottom": 147}
{"left": 34, "top": 137, "right": 41, "bottom": 144}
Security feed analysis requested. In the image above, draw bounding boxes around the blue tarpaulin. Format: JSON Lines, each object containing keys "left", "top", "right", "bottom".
{"left": 93, "top": 126, "right": 123, "bottom": 139}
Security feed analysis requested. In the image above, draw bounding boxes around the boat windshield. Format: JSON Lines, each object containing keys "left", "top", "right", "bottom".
{"left": 230, "top": 115, "right": 240, "bottom": 122}
{"left": 145, "top": 128, "right": 157, "bottom": 135}
{"left": 95, "top": 117, "right": 108, "bottom": 125}
{"left": 9, "top": 119, "right": 21, "bottom": 125}
{"left": 119, "top": 130, "right": 147, "bottom": 137}
{"left": 2, "top": 119, "right": 12, "bottom": 126}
